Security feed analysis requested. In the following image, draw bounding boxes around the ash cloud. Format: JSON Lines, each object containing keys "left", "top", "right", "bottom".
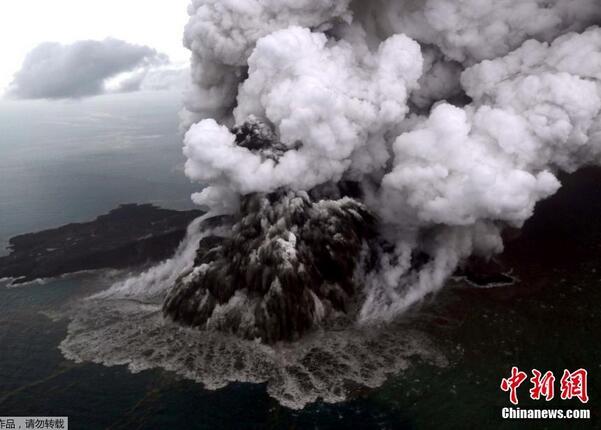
{"left": 55, "top": 0, "right": 601, "bottom": 407}
{"left": 8, "top": 38, "right": 170, "bottom": 99}
{"left": 174, "top": 0, "right": 601, "bottom": 327}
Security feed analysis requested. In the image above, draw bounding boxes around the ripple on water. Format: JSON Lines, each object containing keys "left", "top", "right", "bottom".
{"left": 60, "top": 293, "right": 447, "bottom": 409}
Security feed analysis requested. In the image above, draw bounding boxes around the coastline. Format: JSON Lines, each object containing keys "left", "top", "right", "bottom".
{"left": 0, "top": 203, "right": 202, "bottom": 286}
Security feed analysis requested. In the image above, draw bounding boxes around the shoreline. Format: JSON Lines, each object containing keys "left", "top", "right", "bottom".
{"left": 0, "top": 203, "right": 202, "bottom": 286}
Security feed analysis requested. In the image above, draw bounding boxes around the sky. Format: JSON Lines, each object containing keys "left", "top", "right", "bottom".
{"left": 0, "top": 0, "right": 190, "bottom": 95}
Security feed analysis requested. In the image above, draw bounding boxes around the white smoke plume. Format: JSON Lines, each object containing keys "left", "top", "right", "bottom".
{"left": 180, "top": 0, "right": 601, "bottom": 323}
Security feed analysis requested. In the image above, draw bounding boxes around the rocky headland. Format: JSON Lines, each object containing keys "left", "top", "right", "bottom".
{"left": 0, "top": 204, "right": 202, "bottom": 285}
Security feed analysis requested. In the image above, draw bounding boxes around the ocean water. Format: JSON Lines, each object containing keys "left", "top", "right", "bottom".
{"left": 0, "top": 92, "right": 418, "bottom": 428}
{"left": 0, "top": 274, "right": 417, "bottom": 429}
{"left": 0, "top": 91, "right": 197, "bottom": 254}
{"left": 1, "top": 255, "right": 599, "bottom": 429}
{"left": 1, "top": 92, "right": 599, "bottom": 429}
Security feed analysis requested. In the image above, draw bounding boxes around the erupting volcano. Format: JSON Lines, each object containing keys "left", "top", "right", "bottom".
{"left": 160, "top": 0, "right": 601, "bottom": 340}
{"left": 164, "top": 119, "right": 377, "bottom": 342}
{"left": 53, "top": 0, "right": 601, "bottom": 410}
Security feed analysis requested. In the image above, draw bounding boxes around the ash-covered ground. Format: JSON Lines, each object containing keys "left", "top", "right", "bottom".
{"left": 163, "top": 120, "right": 380, "bottom": 342}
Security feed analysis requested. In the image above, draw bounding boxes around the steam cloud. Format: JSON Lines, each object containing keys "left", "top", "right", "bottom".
{"left": 179, "top": 0, "right": 601, "bottom": 324}
{"left": 8, "top": 38, "right": 173, "bottom": 99}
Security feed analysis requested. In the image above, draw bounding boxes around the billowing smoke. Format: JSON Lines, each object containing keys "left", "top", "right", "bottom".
{"left": 174, "top": 0, "right": 601, "bottom": 336}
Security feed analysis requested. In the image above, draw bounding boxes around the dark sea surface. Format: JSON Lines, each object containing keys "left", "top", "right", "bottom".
{"left": 0, "top": 92, "right": 599, "bottom": 429}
